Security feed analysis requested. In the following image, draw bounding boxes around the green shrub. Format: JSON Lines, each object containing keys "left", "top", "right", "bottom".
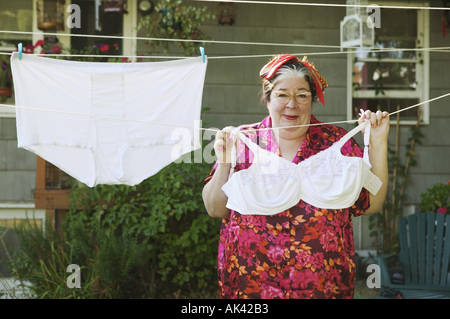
{"left": 7, "top": 218, "right": 148, "bottom": 299}
{"left": 419, "top": 181, "right": 450, "bottom": 214}
{"left": 138, "top": 0, "right": 214, "bottom": 56}
{"left": 6, "top": 150, "right": 220, "bottom": 298}
{"left": 65, "top": 151, "right": 220, "bottom": 298}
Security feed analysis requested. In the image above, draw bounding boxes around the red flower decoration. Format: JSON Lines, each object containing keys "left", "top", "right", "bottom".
{"left": 34, "top": 40, "right": 45, "bottom": 48}
{"left": 100, "top": 44, "right": 110, "bottom": 52}
{"left": 50, "top": 45, "right": 62, "bottom": 54}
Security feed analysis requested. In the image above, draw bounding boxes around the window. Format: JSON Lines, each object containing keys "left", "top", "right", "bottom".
{"left": 0, "top": 0, "right": 33, "bottom": 43}
{"left": 0, "top": 208, "right": 45, "bottom": 230}
{"left": 347, "top": 3, "right": 430, "bottom": 125}
{"left": 0, "top": 0, "right": 33, "bottom": 117}
{"left": 34, "top": 157, "right": 71, "bottom": 211}
{"left": 71, "top": 0, "right": 123, "bottom": 54}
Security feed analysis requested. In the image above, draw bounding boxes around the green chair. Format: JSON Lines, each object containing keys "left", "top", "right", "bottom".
{"left": 374, "top": 212, "right": 450, "bottom": 299}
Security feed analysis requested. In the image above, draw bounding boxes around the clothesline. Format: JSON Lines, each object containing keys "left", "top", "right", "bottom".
{"left": 0, "top": 52, "right": 195, "bottom": 60}
{"left": 1, "top": 45, "right": 449, "bottom": 61}
{"left": 1, "top": 47, "right": 450, "bottom": 60}
{"left": 1, "top": 30, "right": 450, "bottom": 61}
{"left": 195, "top": 0, "right": 450, "bottom": 11}
{"left": 244, "top": 92, "right": 450, "bottom": 132}
{"left": 0, "top": 30, "right": 349, "bottom": 50}
{"left": 2, "top": 91, "right": 449, "bottom": 133}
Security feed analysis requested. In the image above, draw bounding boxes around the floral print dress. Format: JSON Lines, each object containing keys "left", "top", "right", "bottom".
{"left": 204, "top": 115, "right": 370, "bottom": 299}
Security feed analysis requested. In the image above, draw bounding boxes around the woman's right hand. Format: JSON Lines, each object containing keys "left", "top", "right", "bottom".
{"left": 203, "top": 126, "right": 237, "bottom": 219}
{"left": 214, "top": 126, "right": 237, "bottom": 164}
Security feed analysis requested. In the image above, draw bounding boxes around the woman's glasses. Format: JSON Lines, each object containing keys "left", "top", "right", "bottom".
{"left": 273, "top": 91, "right": 312, "bottom": 105}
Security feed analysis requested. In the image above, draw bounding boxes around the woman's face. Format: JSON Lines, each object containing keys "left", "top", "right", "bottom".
{"left": 267, "top": 76, "right": 312, "bottom": 140}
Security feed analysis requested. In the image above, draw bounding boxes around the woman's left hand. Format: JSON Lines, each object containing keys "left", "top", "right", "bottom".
{"left": 358, "top": 109, "right": 390, "bottom": 215}
{"left": 358, "top": 109, "right": 390, "bottom": 144}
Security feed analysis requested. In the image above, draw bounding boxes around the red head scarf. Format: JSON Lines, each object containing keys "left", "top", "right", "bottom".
{"left": 259, "top": 54, "right": 328, "bottom": 106}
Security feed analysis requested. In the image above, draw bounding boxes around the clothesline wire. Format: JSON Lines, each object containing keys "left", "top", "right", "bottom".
{"left": 1, "top": 31, "right": 449, "bottom": 61}
{"left": 205, "top": 46, "right": 450, "bottom": 59}
{"left": 0, "top": 52, "right": 195, "bottom": 60}
{"left": 1, "top": 45, "right": 450, "bottom": 61}
{"left": 1, "top": 30, "right": 450, "bottom": 60}
{"left": 0, "top": 103, "right": 216, "bottom": 134}
{"left": 1, "top": 47, "right": 450, "bottom": 60}
{"left": 0, "top": 30, "right": 351, "bottom": 50}
{"left": 194, "top": 0, "right": 450, "bottom": 11}
{"left": 1, "top": 92, "right": 449, "bottom": 133}
{"left": 244, "top": 92, "right": 450, "bottom": 132}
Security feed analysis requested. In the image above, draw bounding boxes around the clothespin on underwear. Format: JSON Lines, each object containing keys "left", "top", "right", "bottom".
{"left": 199, "top": 46, "right": 205, "bottom": 63}
{"left": 18, "top": 43, "right": 22, "bottom": 60}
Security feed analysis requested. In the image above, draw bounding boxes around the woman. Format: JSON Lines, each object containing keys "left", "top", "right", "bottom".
{"left": 202, "top": 54, "right": 389, "bottom": 299}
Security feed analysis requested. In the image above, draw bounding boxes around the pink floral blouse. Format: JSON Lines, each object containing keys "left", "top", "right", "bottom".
{"left": 204, "top": 115, "right": 370, "bottom": 299}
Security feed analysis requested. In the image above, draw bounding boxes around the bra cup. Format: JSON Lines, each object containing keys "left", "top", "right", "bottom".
{"left": 223, "top": 148, "right": 302, "bottom": 215}
{"left": 250, "top": 152, "right": 300, "bottom": 213}
{"left": 298, "top": 146, "right": 365, "bottom": 209}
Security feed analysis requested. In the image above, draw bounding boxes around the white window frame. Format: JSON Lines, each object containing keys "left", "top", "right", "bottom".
{"left": 347, "top": 1, "right": 430, "bottom": 125}
{"left": 0, "top": 45, "right": 17, "bottom": 118}
{"left": 123, "top": 0, "right": 138, "bottom": 62}
{"left": 0, "top": 206, "right": 46, "bottom": 231}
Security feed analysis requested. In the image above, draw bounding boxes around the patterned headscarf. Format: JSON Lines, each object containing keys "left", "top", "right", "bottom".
{"left": 259, "top": 54, "right": 328, "bottom": 106}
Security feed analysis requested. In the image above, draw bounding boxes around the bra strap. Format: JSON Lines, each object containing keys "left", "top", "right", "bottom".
{"left": 335, "top": 121, "right": 366, "bottom": 148}
{"left": 236, "top": 131, "right": 262, "bottom": 154}
{"left": 228, "top": 130, "right": 267, "bottom": 179}
{"left": 336, "top": 120, "right": 371, "bottom": 164}
{"left": 363, "top": 120, "right": 371, "bottom": 164}
{"left": 228, "top": 127, "right": 240, "bottom": 178}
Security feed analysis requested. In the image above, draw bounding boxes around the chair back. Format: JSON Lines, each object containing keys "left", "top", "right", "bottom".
{"left": 398, "top": 212, "right": 450, "bottom": 287}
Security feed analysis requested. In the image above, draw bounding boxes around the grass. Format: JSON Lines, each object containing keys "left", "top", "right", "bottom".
{"left": 354, "top": 279, "right": 381, "bottom": 299}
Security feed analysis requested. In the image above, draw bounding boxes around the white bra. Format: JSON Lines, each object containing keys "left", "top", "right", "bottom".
{"left": 221, "top": 120, "right": 382, "bottom": 215}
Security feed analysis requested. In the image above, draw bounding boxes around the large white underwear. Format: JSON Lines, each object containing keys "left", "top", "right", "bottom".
{"left": 11, "top": 52, "right": 207, "bottom": 187}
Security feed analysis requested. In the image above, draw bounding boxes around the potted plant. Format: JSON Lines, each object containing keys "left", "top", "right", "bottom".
{"left": 0, "top": 54, "right": 12, "bottom": 100}
{"left": 138, "top": 0, "right": 214, "bottom": 57}
{"left": 419, "top": 180, "right": 450, "bottom": 214}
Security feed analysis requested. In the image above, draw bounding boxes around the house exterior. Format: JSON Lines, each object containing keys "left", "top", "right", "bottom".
{"left": 0, "top": 0, "right": 449, "bottom": 257}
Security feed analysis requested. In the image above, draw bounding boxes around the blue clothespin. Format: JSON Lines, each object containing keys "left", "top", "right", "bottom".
{"left": 18, "top": 43, "right": 22, "bottom": 60}
{"left": 199, "top": 47, "right": 205, "bottom": 63}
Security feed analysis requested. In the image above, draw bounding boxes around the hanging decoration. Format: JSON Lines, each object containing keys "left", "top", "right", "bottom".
{"left": 160, "top": 8, "right": 175, "bottom": 28}
{"left": 36, "top": 0, "right": 65, "bottom": 31}
{"left": 104, "top": 0, "right": 128, "bottom": 14}
{"left": 442, "top": 0, "right": 450, "bottom": 37}
{"left": 138, "top": 0, "right": 154, "bottom": 15}
{"left": 217, "top": 2, "right": 237, "bottom": 25}
{"left": 340, "top": 0, "right": 374, "bottom": 49}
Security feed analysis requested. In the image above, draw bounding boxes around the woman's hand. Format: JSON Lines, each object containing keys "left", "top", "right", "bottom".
{"left": 214, "top": 126, "right": 237, "bottom": 164}
{"left": 358, "top": 109, "right": 390, "bottom": 215}
{"left": 358, "top": 109, "right": 390, "bottom": 144}
{"left": 203, "top": 126, "right": 237, "bottom": 220}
